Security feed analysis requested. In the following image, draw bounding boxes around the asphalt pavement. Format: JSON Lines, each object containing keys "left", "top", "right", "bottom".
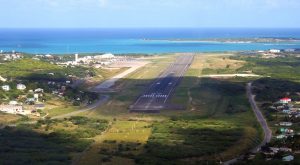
{"left": 224, "top": 82, "right": 272, "bottom": 165}
{"left": 130, "top": 54, "right": 194, "bottom": 112}
{"left": 247, "top": 82, "right": 272, "bottom": 151}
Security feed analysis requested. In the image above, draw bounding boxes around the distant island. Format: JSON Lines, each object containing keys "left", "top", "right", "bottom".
{"left": 144, "top": 37, "right": 300, "bottom": 43}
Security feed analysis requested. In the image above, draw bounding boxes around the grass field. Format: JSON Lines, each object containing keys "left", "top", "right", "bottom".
{"left": 43, "top": 98, "right": 79, "bottom": 117}
{"left": 0, "top": 112, "right": 22, "bottom": 125}
{"left": 86, "top": 67, "right": 130, "bottom": 88}
{"left": 76, "top": 120, "right": 152, "bottom": 165}
{"left": 0, "top": 58, "right": 92, "bottom": 79}
{"left": 234, "top": 55, "right": 300, "bottom": 81}
{"left": 136, "top": 77, "right": 261, "bottom": 164}
{"left": 0, "top": 116, "right": 109, "bottom": 165}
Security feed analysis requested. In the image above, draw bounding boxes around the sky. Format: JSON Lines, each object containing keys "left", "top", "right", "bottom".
{"left": 0, "top": 0, "right": 300, "bottom": 28}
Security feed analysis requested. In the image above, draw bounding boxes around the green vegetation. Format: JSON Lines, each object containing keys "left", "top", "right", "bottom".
{"left": 0, "top": 126, "right": 90, "bottom": 165}
{"left": 229, "top": 54, "right": 300, "bottom": 163}
{"left": 0, "top": 58, "right": 94, "bottom": 79}
{"left": 234, "top": 56, "right": 300, "bottom": 81}
{"left": 0, "top": 116, "right": 109, "bottom": 164}
{"left": 0, "top": 112, "right": 22, "bottom": 125}
{"left": 7, "top": 53, "right": 296, "bottom": 164}
{"left": 135, "top": 78, "right": 261, "bottom": 164}
{"left": 253, "top": 78, "right": 300, "bottom": 102}
{"left": 77, "top": 120, "right": 151, "bottom": 165}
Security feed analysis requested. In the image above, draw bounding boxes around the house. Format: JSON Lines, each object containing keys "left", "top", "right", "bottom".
{"left": 9, "top": 101, "right": 18, "bottom": 105}
{"left": 280, "top": 122, "right": 293, "bottom": 126}
{"left": 1, "top": 85, "right": 10, "bottom": 91}
{"left": 280, "top": 128, "right": 294, "bottom": 134}
{"left": 282, "top": 155, "right": 294, "bottom": 162}
{"left": 270, "top": 49, "right": 281, "bottom": 53}
{"left": 284, "top": 49, "right": 295, "bottom": 52}
{"left": 94, "top": 53, "right": 114, "bottom": 59}
{"left": 45, "top": 54, "right": 53, "bottom": 58}
{"left": 25, "top": 98, "right": 35, "bottom": 104}
{"left": 34, "top": 94, "right": 39, "bottom": 101}
{"left": 276, "top": 135, "right": 287, "bottom": 139}
{"left": 34, "top": 88, "right": 44, "bottom": 93}
{"left": 0, "top": 105, "right": 24, "bottom": 115}
{"left": 280, "top": 97, "right": 292, "bottom": 104}
{"left": 17, "top": 84, "right": 26, "bottom": 90}
{"left": 279, "top": 148, "right": 292, "bottom": 152}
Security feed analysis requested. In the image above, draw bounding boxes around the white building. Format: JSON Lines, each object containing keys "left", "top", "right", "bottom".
{"left": 34, "top": 94, "right": 39, "bottom": 102}
{"left": 280, "top": 122, "right": 293, "bottom": 126}
{"left": 282, "top": 155, "right": 294, "bottom": 162}
{"left": 45, "top": 54, "right": 53, "bottom": 58}
{"left": 9, "top": 101, "right": 19, "bottom": 105}
{"left": 285, "top": 49, "right": 295, "bottom": 52}
{"left": 0, "top": 105, "right": 29, "bottom": 115}
{"left": 75, "top": 53, "right": 79, "bottom": 63}
{"left": 34, "top": 88, "right": 44, "bottom": 93}
{"left": 1, "top": 85, "right": 10, "bottom": 91}
{"left": 17, "top": 84, "right": 26, "bottom": 90}
{"left": 270, "top": 49, "right": 281, "bottom": 53}
{"left": 94, "top": 53, "right": 115, "bottom": 59}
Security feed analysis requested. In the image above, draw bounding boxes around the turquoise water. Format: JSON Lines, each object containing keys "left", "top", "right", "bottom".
{"left": 0, "top": 28, "right": 300, "bottom": 54}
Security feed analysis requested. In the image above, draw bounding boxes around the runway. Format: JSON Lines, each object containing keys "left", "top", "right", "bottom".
{"left": 130, "top": 54, "right": 194, "bottom": 112}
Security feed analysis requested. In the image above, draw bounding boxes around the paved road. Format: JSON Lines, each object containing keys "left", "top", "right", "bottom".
{"left": 247, "top": 82, "right": 272, "bottom": 151}
{"left": 52, "top": 95, "right": 110, "bottom": 119}
{"left": 224, "top": 82, "right": 272, "bottom": 165}
{"left": 130, "top": 54, "right": 194, "bottom": 112}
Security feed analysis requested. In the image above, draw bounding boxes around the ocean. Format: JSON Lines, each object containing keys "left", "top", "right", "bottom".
{"left": 0, "top": 28, "right": 300, "bottom": 54}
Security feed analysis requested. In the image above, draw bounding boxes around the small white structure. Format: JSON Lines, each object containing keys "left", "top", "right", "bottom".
{"left": 45, "top": 54, "right": 53, "bottom": 58}
{"left": 9, "top": 101, "right": 18, "bottom": 105}
{"left": 285, "top": 49, "right": 295, "bottom": 52}
{"left": 1, "top": 85, "right": 10, "bottom": 91}
{"left": 0, "top": 105, "right": 28, "bottom": 115}
{"left": 280, "top": 122, "right": 293, "bottom": 126}
{"left": 282, "top": 155, "right": 294, "bottom": 162}
{"left": 276, "top": 135, "right": 287, "bottom": 139}
{"left": 34, "top": 94, "right": 39, "bottom": 102}
{"left": 75, "top": 53, "right": 79, "bottom": 63}
{"left": 34, "top": 88, "right": 44, "bottom": 93}
{"left": 270, "top": 49, "right": 281, "bottom": 53}
{"left": 94, "top": 53, "right": 115, "bottom": 59}
{"left": 17, "top": 84, "right": 26, "bottom": 90}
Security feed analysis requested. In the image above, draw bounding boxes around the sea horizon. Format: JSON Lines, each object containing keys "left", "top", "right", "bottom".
{"left": 1, "top": 28, "right": 300, "bottom": 54}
